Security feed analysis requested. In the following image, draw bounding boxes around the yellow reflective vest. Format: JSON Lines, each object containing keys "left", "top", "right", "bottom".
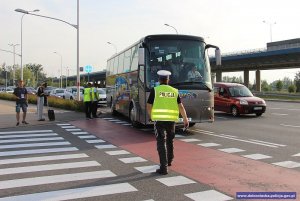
{"left": 151, "top": 85, "right": 179, "bottom": 121}
{"left": 83, "top": 87, "right": 92, "bottom": 102}
{"left": 91, "top": 87, "right": 98, "bottom": 101}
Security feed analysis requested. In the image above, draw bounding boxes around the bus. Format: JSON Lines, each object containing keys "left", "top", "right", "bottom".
{"left": 106, "top": 34, "right": 221, "bottom": 127}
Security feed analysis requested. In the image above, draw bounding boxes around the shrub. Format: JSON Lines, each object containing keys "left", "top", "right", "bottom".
{"left": 288, "top": 85, "right": 297, "bottom": 93}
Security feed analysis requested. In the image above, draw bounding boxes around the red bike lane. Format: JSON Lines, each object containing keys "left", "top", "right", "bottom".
{"left": 71, "top": 118, "right": 300, "bottom": 198}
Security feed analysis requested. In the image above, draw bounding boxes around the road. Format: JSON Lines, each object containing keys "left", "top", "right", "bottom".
{"left": 0, "top": 100, "right": 299, "bottom": 200}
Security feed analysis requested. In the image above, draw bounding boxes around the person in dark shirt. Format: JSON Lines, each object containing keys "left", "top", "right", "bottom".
{"left": 13, "top": 80, "right": 28, "bottom": 126}
{"left": 36, "top": 83, "right": 47, "bottom": 121}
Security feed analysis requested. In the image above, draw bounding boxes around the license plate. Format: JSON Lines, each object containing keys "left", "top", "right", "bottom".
{"left": 254, "top": 107, "right": 262, "bottom": 110}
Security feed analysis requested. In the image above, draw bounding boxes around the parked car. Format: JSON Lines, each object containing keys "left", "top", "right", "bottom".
{"left": 65, "top": 86, "right": 84, "bottom": 100}
{"left": 44, "top": 86, "right": 57, "bottom": 96}
{"left": 49, "top": 88, "right": 66, "bottom": 99}
{"left": 0, "top": 87, "right": 14, "bottom": 93}
{"left": 25, "top": 87, "right": 37, "bottom": 95}
{"left": 214, "top": 82, "right": 266, "bottom": 117}
{"left": 97, "top": 88, "right": 107, "bottom": 107}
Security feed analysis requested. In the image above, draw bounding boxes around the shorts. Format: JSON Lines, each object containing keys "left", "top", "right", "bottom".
{"left": 16, "top": 102, "right": 28, "bottom": 113}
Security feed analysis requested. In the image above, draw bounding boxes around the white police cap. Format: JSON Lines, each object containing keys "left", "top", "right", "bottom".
{"left": 157, "top": 70, "right": 171, "bottom": 79}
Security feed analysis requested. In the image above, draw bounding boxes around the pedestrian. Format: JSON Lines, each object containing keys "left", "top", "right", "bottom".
{"left": 91, "top": 83, "right": 99, "bottom": 118}
{"left": 36, "top": 82, "right": 46, "bottom": 121}
{"left": 83, "top": 83, "right": 93, "bottom": 119}
{"left": 147, "top": 70, "right": 189, "bottom": 175}
{"left": 13, "top": 80, "right": 29, "bottom": 126}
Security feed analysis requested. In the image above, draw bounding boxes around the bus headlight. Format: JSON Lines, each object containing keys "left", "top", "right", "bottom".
{"left": 240, "top": 99, "right": 248, "bottom": 105}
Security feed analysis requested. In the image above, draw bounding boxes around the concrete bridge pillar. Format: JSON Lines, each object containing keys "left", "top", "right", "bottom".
{"left": 216, "top": 70, "right": 222, "bottom": 82}
{"left": 244, "top": 70, "right": 249, "bottom": 87}
{"left": 256, "top": 70, "right": 261, "bottom": 92}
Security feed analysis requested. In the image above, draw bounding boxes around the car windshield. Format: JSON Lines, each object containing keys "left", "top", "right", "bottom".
{"left": 56, "top": 90, "right": 64, "bottom": 93}
{"left": 146, "top": 39, "right": 212, "bottom": 89}
{"left": 228, "top": 86, "right": 253, "bottom": 97}
{"left": 97, "top": 89, "right": 106, "bottom": 94}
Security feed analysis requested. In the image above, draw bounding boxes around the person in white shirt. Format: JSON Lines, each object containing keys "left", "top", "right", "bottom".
{"left": 187, "top": 65, "right": 202, "bottom": 80}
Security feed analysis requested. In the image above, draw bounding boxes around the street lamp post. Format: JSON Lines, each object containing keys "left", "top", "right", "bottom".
{"left": 15, "top": 0, "right": 80, "bottom": 100}
{"left": 164, "top": 23, "right": 178, "bottom": 34}
{"left": 263, "top": 20, "right": 276, "bottom": 42}
{"left": 8, "top": 44, "right": 20, "bottom": 85}
{"left": 53, "top": 51, "right": 63, "bottom": 88}
{"left": 107, "top": 42, "right": 118, "bottom": 54}
{"left": 15, "top": 9, "right": 40, "bottom": 81}
{"left": 66, "top": 67, "right": 69, "bottom": 88}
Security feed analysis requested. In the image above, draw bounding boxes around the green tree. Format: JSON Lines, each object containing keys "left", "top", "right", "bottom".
{"left": 222, "top": 75, "right": 243, "bottom": 83}
{"left": 288, "top": 85, "right": 296, "bottom": 93}
{"left": 295, "top": 71, "right": 300, "bottom": 92}
{"left": 276, "top": 80, "right": 283, "bottom": 91}
{"left": 261, "top": 80, "right": 271, "bottom": 91}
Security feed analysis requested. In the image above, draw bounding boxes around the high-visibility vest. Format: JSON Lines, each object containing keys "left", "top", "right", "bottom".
{"left": 83, "top": 88, "right": 91, "bottom": 102}
{"left": 91, "top": 87, "right": 98, "bottom": 101}
{"left": 151, "top": 85, "right": 179, "bottom": 121}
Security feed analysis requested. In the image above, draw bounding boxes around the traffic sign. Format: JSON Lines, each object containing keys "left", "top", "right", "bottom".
{"left": 84, "top": 65, "right": 93, "bottom": 73}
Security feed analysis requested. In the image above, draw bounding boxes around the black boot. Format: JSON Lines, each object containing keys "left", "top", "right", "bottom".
{"left": 156, "top": 166, "right": 168, "bottom": 175}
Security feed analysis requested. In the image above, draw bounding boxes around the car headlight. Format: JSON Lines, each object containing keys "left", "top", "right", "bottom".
{"left": 240, "top": 99, "right": 248, "bottom": 105}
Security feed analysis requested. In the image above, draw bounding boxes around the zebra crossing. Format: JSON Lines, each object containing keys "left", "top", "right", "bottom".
{"left": 0, "top": 124, "right": 235, "bottom": 201}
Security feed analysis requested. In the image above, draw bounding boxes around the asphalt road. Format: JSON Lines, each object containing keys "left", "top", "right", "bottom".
{"left": 0, "top": 100, "right": 299, "bottom": 201}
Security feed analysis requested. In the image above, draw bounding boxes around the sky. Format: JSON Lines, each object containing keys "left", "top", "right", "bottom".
{"left": 0, "top": 0, "right": 299, "bottom": 83}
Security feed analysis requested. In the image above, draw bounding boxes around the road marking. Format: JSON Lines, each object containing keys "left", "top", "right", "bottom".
{"left": 216, "top": 116, "right": 229, "bottom": 120}
{"left": 66, "top": 129, "right": 81, "bottom": 131}
{"left": 56, "top": 123, "right": 71, "bottom": 126}
{"left": 108, "top": 119, "right": 121, "bottom": 122}
{"left": 0, "top": 141, "right": 70, "bottom": 149}
{"left": 71, "top": 131, "right": 89, "bottom": 135}
{"left": 195, "top": 129, "right": 215, "bottom": 134}
{"left": 118, "top": 157, "right": 147, "bottom": 164}
{"left": 219, "top": 134, "right": 237, "bottom": 138}
{"left": 0, "top": 183, "right": 137, "bottom": 201}
{"left": 271, "top": 113, "right": 288, "bottom": 116}
{"left": 0, "top": 170, "right": 116, "bottom": 190}
{"left": 198, "top": 143, "right": 221, "bottom": 147}
{"left": 175, "top": 135, "right": 185, "bottom": 138}
{"left": 272, "top": 161, "right": 300, "bottom": 168}
{"left": 185, "top": 190, "right": 233, "bottom": 201}
{"left": 269, "top": 107, "right": 300, "bottom": 111}
{"left": 0, "top": 130, "right": 53, "bottom": 135}
{"left": 180, "top": 138, "right": 202, "bottom": 142}
{"left": 156, "top": 176, "right": 196, "bottom": 187}
{"left": 61, "top": 126, "right": 76, "bottom": 128}
{"left": 95, "top": 144, "right": 117, "bottom": 149}
{"left": 122, "top": 124, "right": 132, "bottom": 126}
{"left": 86, "top": 139, "right": 105, "bottom": 143}
{"left": 0, "top": 133, "right": 58, "bottom": 139}
{"left": 280, "top": 124, "right": 300, "bottom": 128}
{"left": 0, "top": 161, "right": 100, "bottom": 175}
{"left": 248, "top": 139, "right": 286, "bottom": 147}
{"left": 292, "top": 153, "right": 300, "bottom": 157}
{"left": 135, "top": 165, "right": 160, "bottom": 173}
{"left": 218, "top": 148, "right": 245, "bottom": 153}
{"left": 0, "top": 147, "right": 78, "bottom": 157}
{"left": 105, "top": 150, "right": 130, "bottom": 155}
{"left": 243, "top": 154, "right": 272, "bottom": 160}
{"left": 0, "top": 153, "right": 88, "bottom": 165}
{"left": 102, "top": 118, "right": 113, "bottom": 120}
{"left": 0, "top": 137, "right": 64, "bottom": 144}
{"left": 193, "top": 129, "right": 279, "bottom": 148}
{"left": 78, "top": 135, "right": 97, "bottom": 139}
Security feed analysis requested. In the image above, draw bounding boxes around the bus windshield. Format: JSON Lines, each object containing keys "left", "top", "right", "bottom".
{"left": 146, "top": 39, "right": 211, "bottom": 89}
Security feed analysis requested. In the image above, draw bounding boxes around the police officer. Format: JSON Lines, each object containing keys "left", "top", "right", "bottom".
{"left": 91, "top": 83, "right": 99, "bottom": 118}
{"left": 83, "top": 83, "right": 93, "bottom": 119}
{"left": 147, "top": 70, "right": 189, "bottom": 175}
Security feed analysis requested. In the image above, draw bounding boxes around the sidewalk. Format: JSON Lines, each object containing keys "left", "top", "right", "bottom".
{"left": 0, "top": 99, "right": 86, "bottom": 129}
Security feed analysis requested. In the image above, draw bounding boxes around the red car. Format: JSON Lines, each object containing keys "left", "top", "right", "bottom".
{"left": 214, "top": 82, "right": 266, "bottom": 117}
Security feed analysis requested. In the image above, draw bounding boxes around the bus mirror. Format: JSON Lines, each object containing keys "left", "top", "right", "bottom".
{"left": 138, "top": 48, "right": 145, "bottom": 66}
{"left": 215, "top": 49, "right": 221, "bottom": 66}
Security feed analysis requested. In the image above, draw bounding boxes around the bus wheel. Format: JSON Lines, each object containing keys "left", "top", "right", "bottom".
{"left": 130, "top": 105, "right": 140, "bottom": 128}
{"left": 110, "top": 98, "right": 117, "bottom": 116}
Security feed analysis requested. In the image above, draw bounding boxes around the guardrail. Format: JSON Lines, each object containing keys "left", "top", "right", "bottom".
{"left": 252, "top": 91, "right": 300, "bottom": 99}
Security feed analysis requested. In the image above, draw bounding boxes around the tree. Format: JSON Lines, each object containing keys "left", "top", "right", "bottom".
{"left": 24, "top": 63, "right": 46, "bottom": 87}
{"left": 276, "top": 80, "right": 283, "bottom": 91}
{"left": 288, "top": 85, "right": 296, "bottom": 93}
{"left": 295, "top": 71, "right": 300, "bottom": 92}
{"left": 222, "top": 75, "right": 243, "bottom": 83}
{"left": 261, "top": 80, "right": 271, "bottom": 91}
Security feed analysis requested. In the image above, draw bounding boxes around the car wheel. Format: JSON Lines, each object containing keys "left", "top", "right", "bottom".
{"left": 256, "top": 113, "right": 263, "bottom": 117}
{"left": 231, "top": 106, "right": 240, "bottom": 117}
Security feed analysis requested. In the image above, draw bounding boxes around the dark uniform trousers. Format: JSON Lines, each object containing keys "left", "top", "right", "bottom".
{"left": 154, "top": 121, "right": 175, "bottom": 168}
{"left": 85, "top": 101, "right": 92, "bottom": 118}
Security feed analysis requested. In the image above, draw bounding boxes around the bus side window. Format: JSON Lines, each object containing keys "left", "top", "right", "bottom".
{"left": 131, "top": 45, "right": 138, "bottom": 71}
{"left": 139, "top": 66, "right": 145, "bottom": 83}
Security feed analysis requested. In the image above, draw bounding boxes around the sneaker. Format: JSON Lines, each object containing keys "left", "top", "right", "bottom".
{"left": 16, "top": 122, "right": 20, "bottom": 126}
{"left": 22, "top": 121, "right": 29, "bottom": 124}
{"left": 156, "top": 167, "right": 168, "bottom": 175}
